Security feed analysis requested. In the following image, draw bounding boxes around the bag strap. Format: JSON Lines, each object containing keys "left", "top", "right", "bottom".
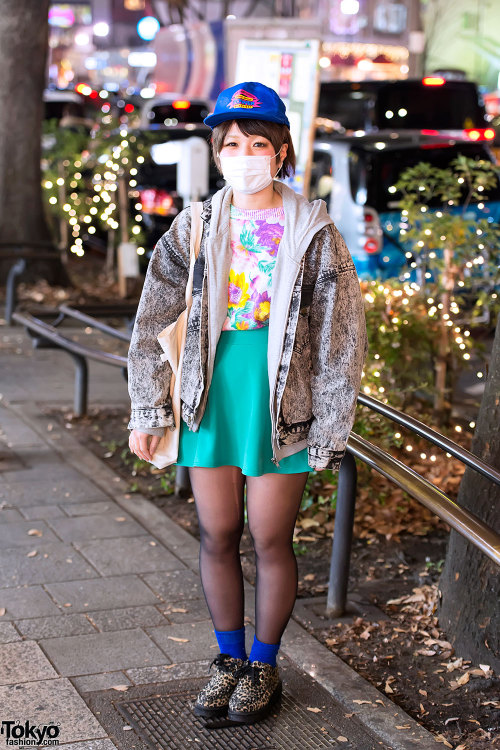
{"left": 191, "top": 201, "right": 203, "bottom": 261}
{"left": 185, "top": 201, "right": 203, "bottom": 306}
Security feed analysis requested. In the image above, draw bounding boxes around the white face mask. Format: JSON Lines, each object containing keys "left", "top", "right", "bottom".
{"left": 219, "top": 150, "right": 283, "bottom": 194}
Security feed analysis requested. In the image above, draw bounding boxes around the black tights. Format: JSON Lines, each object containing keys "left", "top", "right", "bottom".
{"left": 188, "top": 465, "right": 309, "bottom": 644}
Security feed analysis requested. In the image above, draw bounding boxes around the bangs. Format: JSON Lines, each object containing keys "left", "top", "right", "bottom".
{"left": 211, "top": 118, "right": 296, "bottom": 179}
{"left": 222, "top": 119, "right": 280, "bottom": 139}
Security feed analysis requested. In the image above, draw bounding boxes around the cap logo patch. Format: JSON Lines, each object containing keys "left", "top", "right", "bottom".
{"left": 228, "top": 89, "right": 262, "bottom": 111}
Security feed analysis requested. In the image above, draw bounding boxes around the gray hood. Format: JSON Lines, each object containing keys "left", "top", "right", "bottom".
{"left": 273, "top": 180, "right": 334, "bottom": 261}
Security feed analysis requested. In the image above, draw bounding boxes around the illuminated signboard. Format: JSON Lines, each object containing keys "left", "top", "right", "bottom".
{"left": 235, "top": 38, "right": 320, "bottom": 196}
{"left": 48, "top": 4, "right": 91, "bottom": 27}
{"left": 125, "top": 0, "right": 145, "bottom": 9}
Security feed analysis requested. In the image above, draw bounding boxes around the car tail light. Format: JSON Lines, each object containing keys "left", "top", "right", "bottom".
{"left": 464, "top": 128, "right": 495, "bottom": 141}
{"left": 75, "top": 83, "right": 92, "bottom": 96}
{"left": 364, "top": 239, "right": 379, "bottom": 254}
{"left": 421, "top": 128, "right": 495, "bottom": 143}
{"left": 362, "top": 207, "right": 382, "bottom": 254}
{"left": 422, "top": 76, "right": 445, "bottom": 86}
{"left": 172, "top": 100, "right": 190, "bottom": 109}
{"left": 139, "top": 189, "right": 174, "bottom": 216}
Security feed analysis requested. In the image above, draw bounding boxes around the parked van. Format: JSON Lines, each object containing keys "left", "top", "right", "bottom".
{"left": 139, "top": 96, "right": 211, "bottom": 130}
{"left": 309, "top": 131, "right": 500, "bottom": 279}
{"left": 43, "top": 89, "right": 94, "bottom": 131}
{"left": 318, "top": 78, "right": 491, "bottom": 135}
{"left": 133, "top": 125, "right": 222, "bottom": 258}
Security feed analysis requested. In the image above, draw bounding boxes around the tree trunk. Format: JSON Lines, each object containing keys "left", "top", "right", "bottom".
{"left": 438, "top": 314, "right": 500, "bottom": 672}
{"left": 0, "top": 0, "right": 71, "bottom": 286}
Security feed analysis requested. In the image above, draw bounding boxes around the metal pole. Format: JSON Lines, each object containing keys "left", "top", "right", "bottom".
{"left": 68, "top": 352, "right": 88, "bottom": 417}
{"left": 5, "top": 259, "right": 26, "bottom": 324}
{"left": 326, "top": 451, "right": 357, "bottom": 617}
{"left": 175, "top": 466, "right": 191, "bottom": 496}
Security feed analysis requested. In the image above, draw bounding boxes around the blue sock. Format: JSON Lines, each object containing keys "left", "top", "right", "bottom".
{"left": 214, "top": 626, "right": 247, "bottom": 660}
{"left": 249, "top": 635, "right": 280, "bottom": 667}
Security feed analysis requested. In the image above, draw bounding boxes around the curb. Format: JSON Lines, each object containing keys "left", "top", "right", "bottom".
{"left": 2, "top": 395, "right": 442, "bottom": 750}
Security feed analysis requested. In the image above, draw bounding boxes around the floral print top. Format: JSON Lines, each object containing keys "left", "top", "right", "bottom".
{"left": 222, "top": 204, "right": 285, "bottom": 331}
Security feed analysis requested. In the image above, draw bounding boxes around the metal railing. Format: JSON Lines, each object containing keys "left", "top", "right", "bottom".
{"left": 3, "top": 251, "right": 61, "bottom": 324}
{"left": 12, "top": 305, "right": 191, "bottom": 497}
{"left": 327, "top": 398, "right": 500, "bottom": 616}
{"left": 358, "top": 393, "right": 500, "bottom": 486}
{"left": 12, "top": 310, "right": 128, "bottom": 417}
{"left": 53, "top": 303, "right": 135, "bottom": 342}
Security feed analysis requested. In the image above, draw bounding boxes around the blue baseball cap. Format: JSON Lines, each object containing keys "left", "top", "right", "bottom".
{"left": 204, "top": 81, "right": 290, "bottom": 129}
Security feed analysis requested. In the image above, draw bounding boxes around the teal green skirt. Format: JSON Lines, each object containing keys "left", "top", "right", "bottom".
{"left": 177, "top": 325, "right": 310, "bottom": 476}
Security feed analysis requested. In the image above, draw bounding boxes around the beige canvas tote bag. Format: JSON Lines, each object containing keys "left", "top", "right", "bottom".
{"left": 150, "top": 201, "right": 203, "bottom": 469}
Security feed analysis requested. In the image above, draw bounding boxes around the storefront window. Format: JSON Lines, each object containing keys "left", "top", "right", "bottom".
{"left": 373, "top": 1, "right": 407, "bottom": 34}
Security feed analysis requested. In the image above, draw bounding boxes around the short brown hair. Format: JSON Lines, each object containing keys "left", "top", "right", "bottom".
{"left": 210, "top": 119, "right": 296, "bottom": 179}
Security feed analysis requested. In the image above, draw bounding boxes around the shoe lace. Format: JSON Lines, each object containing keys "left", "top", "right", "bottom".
{"left": 233, "top": 660, "right": 260, "bottom": 685}
{"left": 209, "top": 653, "right": 234, "bottom": 674}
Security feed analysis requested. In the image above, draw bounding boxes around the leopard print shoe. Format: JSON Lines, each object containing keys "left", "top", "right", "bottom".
{"left": 227, "top": 659, "right": 282, "bottom": 724}
{"left": 193, "top": 653, "right": 246, "bottom": 718}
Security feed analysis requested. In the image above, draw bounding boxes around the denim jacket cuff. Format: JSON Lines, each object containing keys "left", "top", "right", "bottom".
{"left": 127, "top": 405, "right": 174, "bottom": 431}
{"left": 307, "top": 446, "right": 345, "bottom": 472}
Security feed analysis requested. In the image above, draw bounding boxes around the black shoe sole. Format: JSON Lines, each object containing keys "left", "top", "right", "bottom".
{"left": 193, "top": 703, "right": 228, "bottom": 719}
{"left": 227, "top": 681, "right": 282, "bottom": 724}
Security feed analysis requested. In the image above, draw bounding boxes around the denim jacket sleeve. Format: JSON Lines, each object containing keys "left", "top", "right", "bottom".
{"left": 127, "top": 207, "right": 191, "bottom": 432}
{"left": 307, "top": 224, "right": 368, "bottom": 471}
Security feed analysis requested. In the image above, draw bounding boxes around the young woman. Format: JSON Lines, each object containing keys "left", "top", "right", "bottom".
{"left": 127, "top": 81, "right": 368, "bottom": 725}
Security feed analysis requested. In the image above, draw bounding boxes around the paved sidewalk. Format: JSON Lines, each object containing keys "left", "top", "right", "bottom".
{"left": 0, "top": 322, "right": 442, "bottom": 749}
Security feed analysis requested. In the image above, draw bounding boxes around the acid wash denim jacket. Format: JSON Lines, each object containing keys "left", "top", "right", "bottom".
{"left": 127, "top": 181, "right": 368, "bottom": 472}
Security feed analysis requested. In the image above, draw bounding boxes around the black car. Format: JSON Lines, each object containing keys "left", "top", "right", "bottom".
{"left": 318, "top": 78, "right": 490, "bottom": 134}
{"left": 133, "top": 127, "right": 223, "bottom": 263}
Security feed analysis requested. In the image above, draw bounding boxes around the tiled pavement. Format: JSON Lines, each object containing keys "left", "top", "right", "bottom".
{"left": 0, "top": 399, "right": 234, "bottom": 748}
{"left": 0, "top": 322, "right": 442, "bottom": 749}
